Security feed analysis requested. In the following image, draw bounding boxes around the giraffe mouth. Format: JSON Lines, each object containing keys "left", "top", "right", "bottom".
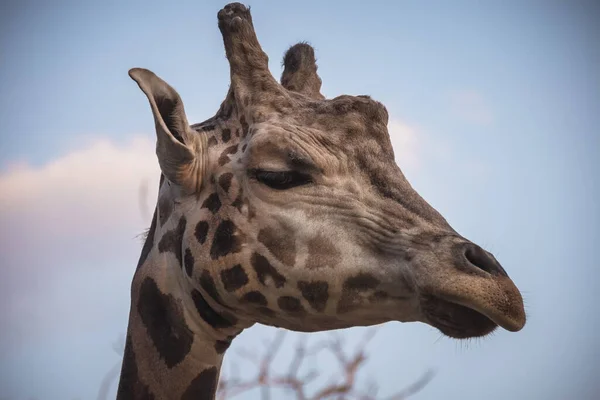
{"left": 421, "top": 295, "right": 498, "bottom": 338}
{"left": 420, "top": 275, "right": 526, "bottom": 338}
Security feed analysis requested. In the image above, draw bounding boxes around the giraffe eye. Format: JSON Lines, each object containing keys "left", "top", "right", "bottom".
{"left": 251, "top": 169, "right": 313, "bottom": 190}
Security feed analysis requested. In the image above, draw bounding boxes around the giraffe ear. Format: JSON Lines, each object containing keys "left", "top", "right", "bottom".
{"left": 281, "top": 43, "right": 324, "bottom": 100}
{"left": 129, "top": 68, "right": 203, "bottom": 193}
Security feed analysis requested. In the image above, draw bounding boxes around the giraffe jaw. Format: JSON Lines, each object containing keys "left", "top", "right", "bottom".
{"left": 421, "top": 296, "right": 498, "bottom": 339}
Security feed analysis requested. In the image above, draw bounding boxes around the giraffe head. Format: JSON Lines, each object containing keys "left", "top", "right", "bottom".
{"left": 130, "top": 3, "right": 525, "bottom": 341}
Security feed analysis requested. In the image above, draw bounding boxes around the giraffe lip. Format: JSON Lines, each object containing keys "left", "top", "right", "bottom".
{"left": 420, "top": 274, "right": 526, "bottom": 338}
{"left": 421, "top": 295, "right": 498, "bottom": 339}
{"left": 425, "top": 275, "right": 527, "bottom": 336}
{"left": 441, "top": 295, "right": 525, "bottom": 333}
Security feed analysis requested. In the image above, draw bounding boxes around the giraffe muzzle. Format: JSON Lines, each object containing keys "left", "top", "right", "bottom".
{"left": 416, "top": 239, "right": 526, "bottom": 338}
{"left": 421, "top": 254, "right": 526, "bottom": 338}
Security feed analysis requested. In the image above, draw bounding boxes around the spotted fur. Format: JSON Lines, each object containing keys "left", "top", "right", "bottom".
{"left": 181, "top": 367, "right": 218, "bottom": 400}
{"left": 277, "top": 296, "right": 306, "bottom": 316}
{"left": 137, "top": 278, "right": 193, "bottom": 367}
{"left": 116, "top": 336, "right": 154, "bottom": 399}
{"left": 157, "top": 217, "right": 186, "bottom": 266}
{"left": 202, "top": 193, "right": 222, "bottom": 214}
{"left": 119, "top": 3, "right": 525, "bottom": 400}
{"left": 306, "top": 235, "right": 341, "bottom": 269}
{"left": 258, "top": 225, "right": 296, "bottom": 266}
{"left": 251, "top": 253, "right": 286, "bottom": 288}
{"left": 297, "top": 280, "right": 329, "bottom": 312}
{"left": 210, "top": 220, "right": 244, "bottom": 260}
{"left": 220, "top": 264, "right": 249, "bottom": 292}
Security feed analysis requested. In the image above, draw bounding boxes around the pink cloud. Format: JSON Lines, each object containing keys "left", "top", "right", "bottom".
{"left": 0, "top": 136, "right": 159, "bottom": 352}
{"left": 0, "top": 136, "right": 159, "bottom": 238}
{"left": 0, "top": 121, "right": 426, "bottom": 353}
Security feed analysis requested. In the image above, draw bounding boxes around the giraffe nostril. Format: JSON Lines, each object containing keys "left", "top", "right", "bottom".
{"left": 463, "top": 243, "right": 508, "bottom": 277}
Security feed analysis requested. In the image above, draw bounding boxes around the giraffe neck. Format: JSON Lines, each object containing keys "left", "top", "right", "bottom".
{"left": 117, "top": 209, "right": 243, "bottom": 399}
{"left": 117, "top": 316, "right": 224, "bottom": 399}
{"left": 117, "top": 92, "right": 254, "bottom": 398}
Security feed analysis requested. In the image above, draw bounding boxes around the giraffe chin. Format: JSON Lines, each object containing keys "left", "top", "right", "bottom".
{"left": 421, "top": 295, "right": 498, "bottom": 339}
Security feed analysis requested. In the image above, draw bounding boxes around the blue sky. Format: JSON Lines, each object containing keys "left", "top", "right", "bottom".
{"left": 0, "top": 1, "right": 598, "bottom": 399}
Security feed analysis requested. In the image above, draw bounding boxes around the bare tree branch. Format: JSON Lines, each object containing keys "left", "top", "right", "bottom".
{"left": 218, "top": 328, "right": 434, "bottom": 400}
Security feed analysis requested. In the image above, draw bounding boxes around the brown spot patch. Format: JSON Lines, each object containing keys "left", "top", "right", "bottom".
{"left": 251, "top": 253, "right": 286, "bottom": 288}
{"left": 371, "top": 290, "right": 389, "bottom": 301}
{"left": 344, "top": 273, "right": 380, "bottom": 290}
{"left": 258, "top": 224, "right": 296, "bottom": 266}
{"left": 221, "top": 128, "right": 232, "bottom": 143}
{"left": 240, "top": 115, "right": 249, "bottom": 137}
{"left": 220, "top": 264, "right": 249, "bottom": 292}
{"left": 116, "top": 336, "right": 155, "bottom": 399}
{"left": 214, "top": 339, "right": 232, "bottom": 354}
{"left": 278, "top": 296, "right": 306, "bottom": 316}
{"left": 207, "top": 136, "right": 218, "bottom": 147}
{"left": 306, "top": 234, "right": 341, "bottom": 269}
{"left": 297, "top": 281, "right": 329, "bottom": 312}
{"left": 337, "top": 273, "right": 380, "bottom": 313}
{"left": 241, "top": 291, "right": 268, "bottom": 306}
{"left": 210, "top": 220, "right": 245, "bottom": 259}
{"left": 183, "top": 248, "right": 195, "bottom": 277}
{"left": 191, "top": 287, "right": 238, "bottom": 329}
{"left": 195, "top": 221, "right": 209, "bottom": 244}
{"left": 181, "top": 367, "right": 218, "bottom": 400}
{"left": 202, "top": 193, "right": 221, "bottom": 214}
{"left": 157, "top": 216, "right": 186, "bottom": 267}
{"left": 218, "top": 172, "right": 234, "bottom": 193}
{"left": 137, "top": 277, "right": 193, "bottom": 367}
{"left": 218, "top": 144, "right": 238, "bottom": 166}
{"left": 199, "top": 270, "right": 226, "bottom": 307}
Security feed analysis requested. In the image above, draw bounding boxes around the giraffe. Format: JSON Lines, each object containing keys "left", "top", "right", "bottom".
{"left": 117, "top": 3, "right": 526, "bottom": 399}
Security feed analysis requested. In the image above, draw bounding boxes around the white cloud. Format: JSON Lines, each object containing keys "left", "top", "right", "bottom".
{"left": 0, "top": 126, "right": 487, "bottom": 399}
{"left": 0, "top": 121, "right": 425, "bottom": 353}
{"left": 0, "top": 135, "right": 159, "bottom": 238}
{"left": 0, "top": 135, "right": 160, "bottom": 353}
{"left": 448, "top": 90, "right": 493, "bottom": 125}
{"left": 0, "top": 119, "right": 423, "bottom": 240}
{"left": 388, "top": 119, "right": 421, "bottom": 172}
{"left": 0, "top": 122, "right": 425, "bottom": 274}
{"left": 0, "top": 120, "right": 424, "bottom": 257}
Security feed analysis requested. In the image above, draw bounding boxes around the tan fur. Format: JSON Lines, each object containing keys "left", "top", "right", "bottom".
{"left": 117, "top": 4, "right": 525, "bottom": 399}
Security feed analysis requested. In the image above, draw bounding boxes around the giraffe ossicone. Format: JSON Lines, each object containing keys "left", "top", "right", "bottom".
{"left": 118, "top": 3, "right": 526, "bottom": 398}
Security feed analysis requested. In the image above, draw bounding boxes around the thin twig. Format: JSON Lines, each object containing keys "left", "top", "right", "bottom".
{"left": 218, "top": 328, "right": 433, "bottom": 400}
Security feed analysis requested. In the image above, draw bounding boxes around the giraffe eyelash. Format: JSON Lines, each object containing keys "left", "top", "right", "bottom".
{"left": 249, "top": 169, "right": 313, "bottom": 190}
